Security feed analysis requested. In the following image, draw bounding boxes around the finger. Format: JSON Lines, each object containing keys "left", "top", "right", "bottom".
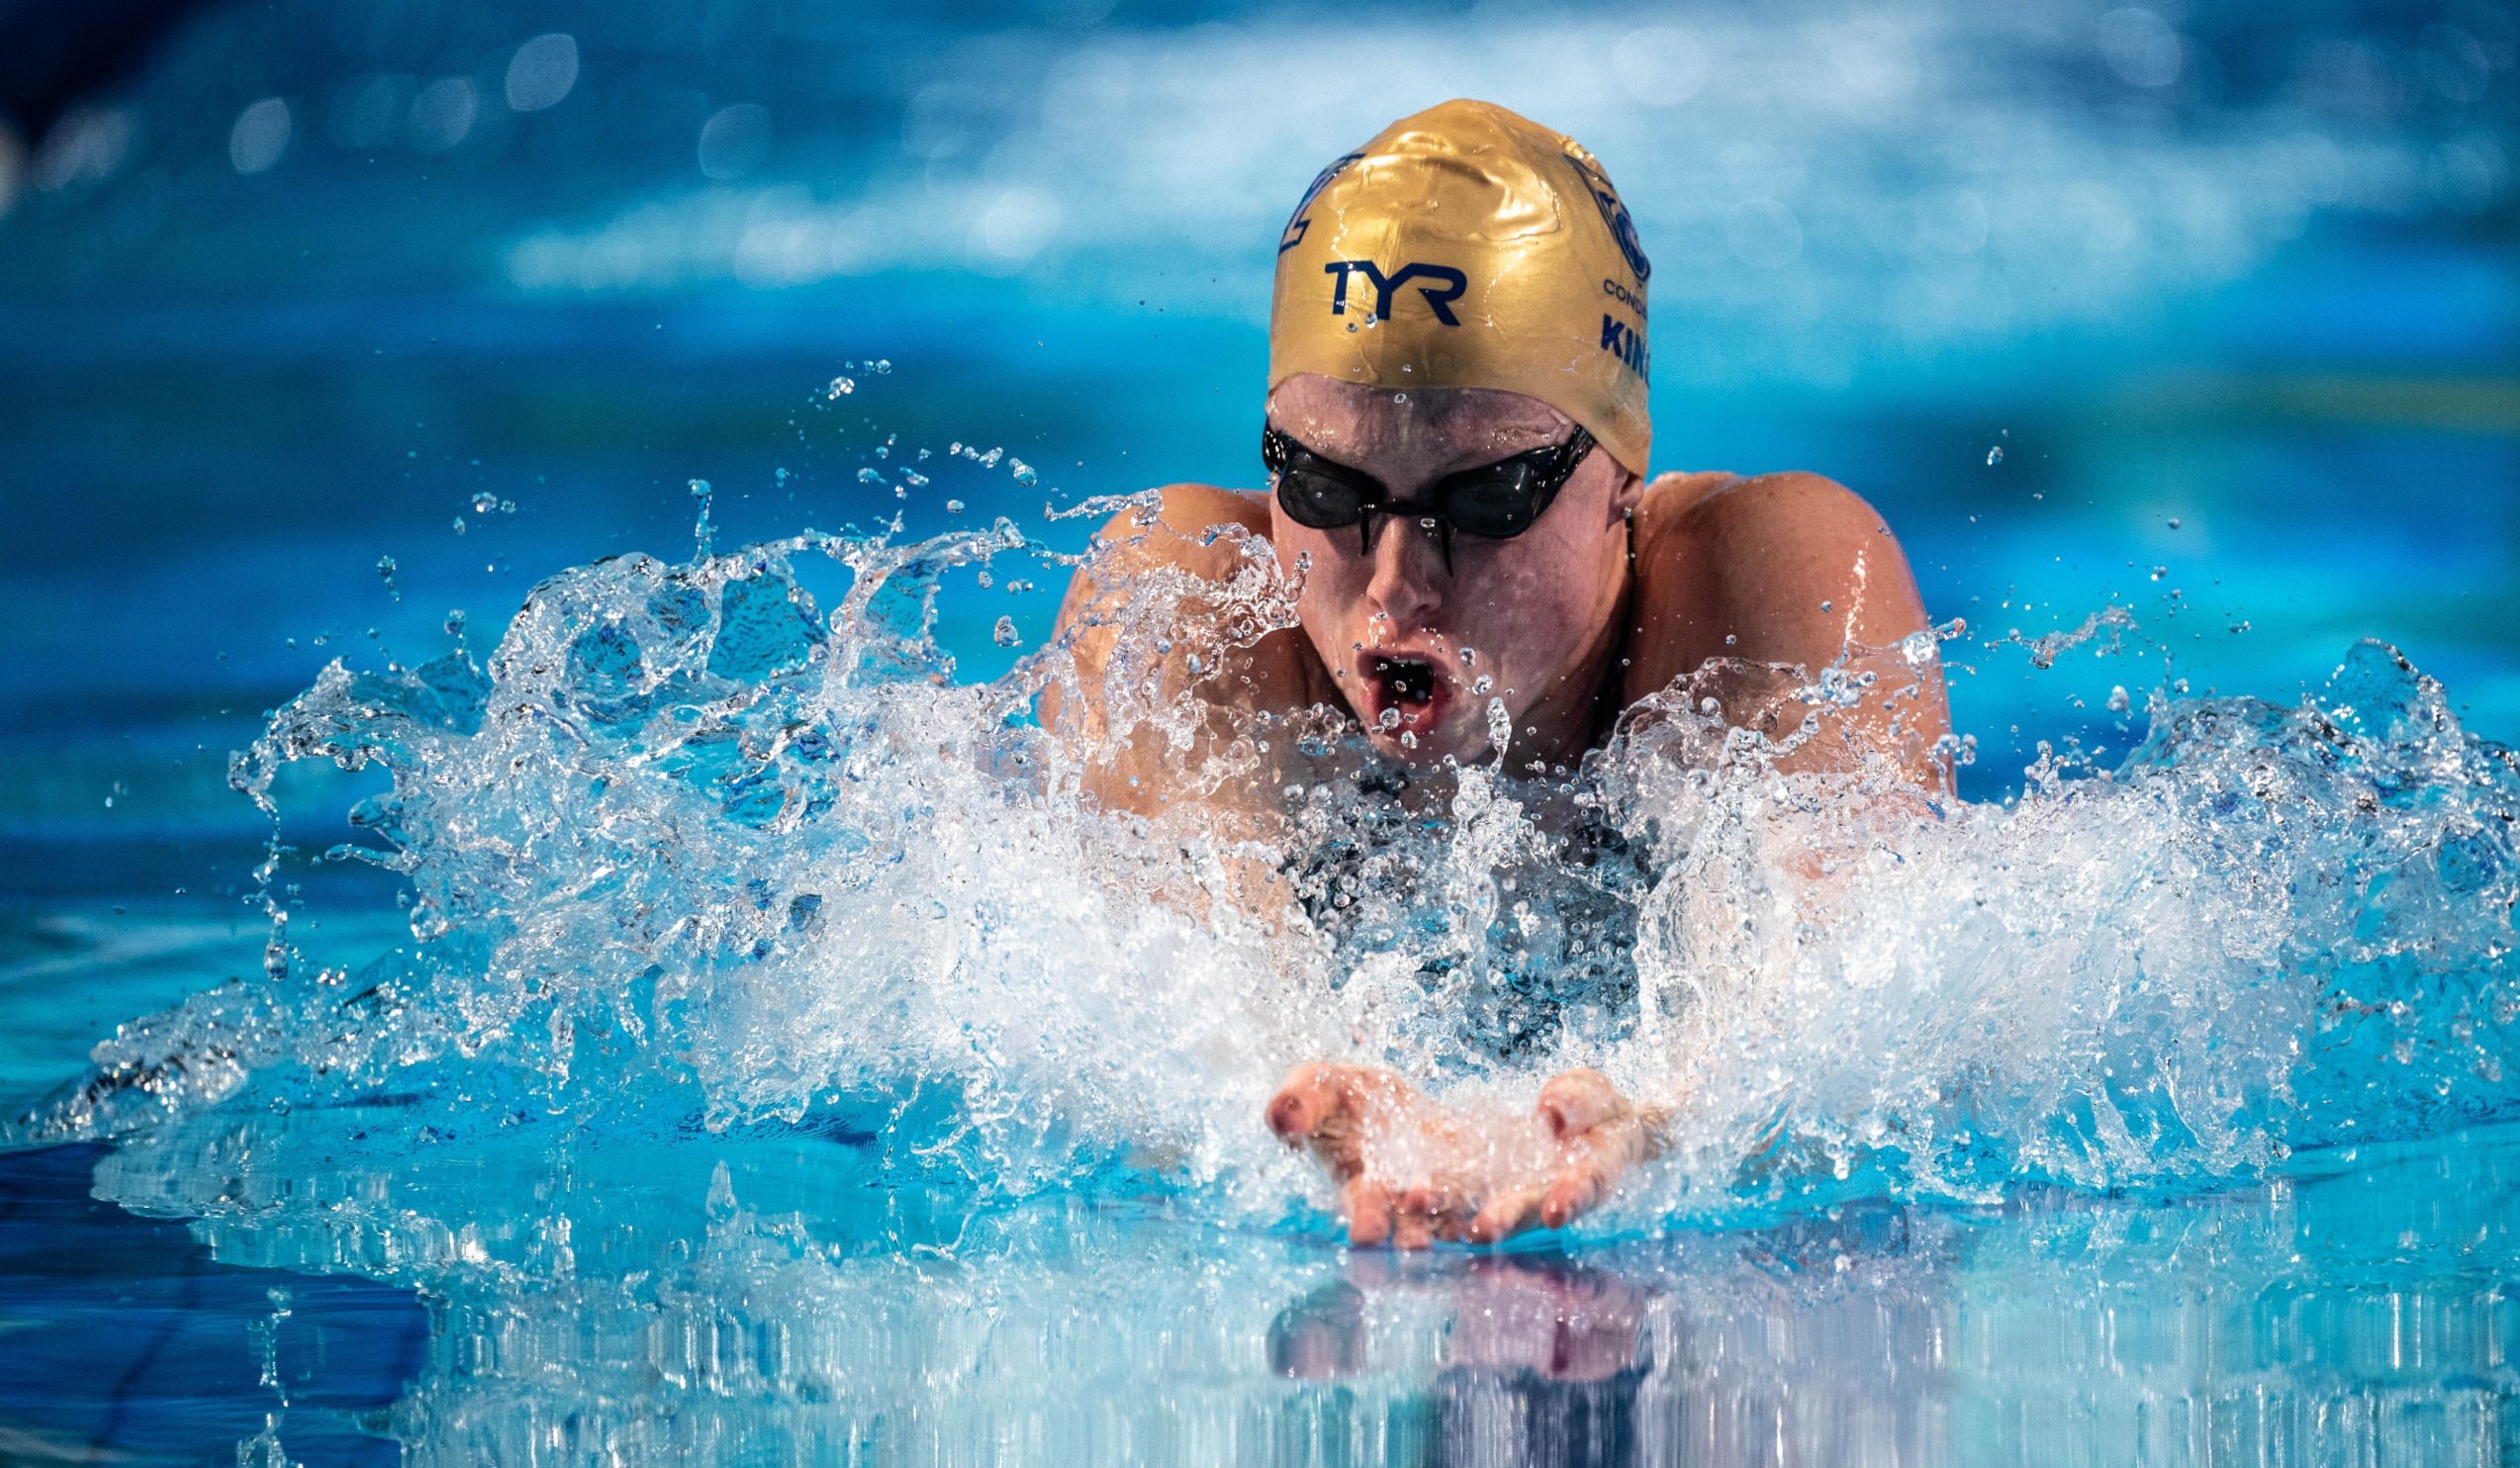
{"left": 1269, "top": 1065, "right": 1390, "bottom": 1179}
{"left": 1266, "top": 1062, "right": 1357, "bottom": 1140}
{"left": 1344, "top": 1177, "right": 1394, "bottom": 1248}
{"left": 1408, "top": 1184, "right": 1477, "bottom": 1244}
{"left": 1467, "top": 1184, "right": 1548, "bottom": 1245}
{"left": 1265, "top": 1088, "right": 1311, "bottom": 1142}
{"left": 1536, "top": 1068, "right": 1627, "bottom": 1139}
{"left": 1540, "top": 1157, "right": 1613, "bottom": 1230}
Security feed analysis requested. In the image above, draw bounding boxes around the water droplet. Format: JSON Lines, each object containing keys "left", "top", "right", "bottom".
{"left": 2106, "top": 685, "right": 2132, "bottom": 714}
{"left": 689, "top": 478, "right": 713, "bottom": 557}
{"left": 826, "top": 377, "right": 855, "bottom": 398}
{"left": 1986, "top": 445, "right": 2005, "bottom": 466}
{"left": 2149, "top": 565, "right": 2168, "bottom": 582}
{"left": 992, "top": 615, "right": 1021, "bottom": 648}
{"left": 1457, "top": 647, "right": 1477, "bottom": 667}
{"left": 945, "top": 499, "right": 966, "bottom": 513}
{"left": 858, "top": 468, "right": 884, "bottom": 484}
{"left": 873, "top": 359, "right": 892, "bottom": 375}
{"left": 2168, "top": 516, "right": 2183, "bottom": 529}
{"left": 1011, "top": 460, "right": 1039, "bottom": 488}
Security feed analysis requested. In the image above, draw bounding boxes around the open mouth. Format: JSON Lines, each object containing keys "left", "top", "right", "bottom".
{"left": 1355, "top": 650, "right": 1450, "bottom": 745}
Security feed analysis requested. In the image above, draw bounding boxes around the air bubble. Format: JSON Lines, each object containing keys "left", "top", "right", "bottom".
{"left": 992, "top": 615, "right": 1020, "bottom": 648}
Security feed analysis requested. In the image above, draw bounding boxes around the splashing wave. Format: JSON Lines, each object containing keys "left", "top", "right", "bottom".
{"left": 14, "top": 513, "right": 2520, "bottom": 1234}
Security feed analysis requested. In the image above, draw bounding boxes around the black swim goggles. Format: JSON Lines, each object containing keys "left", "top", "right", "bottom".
{"left": 1261, "top": 420, "right": 1597, "bottom": 573}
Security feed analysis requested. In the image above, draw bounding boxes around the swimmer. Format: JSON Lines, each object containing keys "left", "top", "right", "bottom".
{"left": 1042, "top": 100, "right": 1953, "bottom": 1247}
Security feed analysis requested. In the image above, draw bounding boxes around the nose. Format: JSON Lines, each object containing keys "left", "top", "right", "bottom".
{"left": 1362, "top": 514, "right": 1447, "bottom": 627}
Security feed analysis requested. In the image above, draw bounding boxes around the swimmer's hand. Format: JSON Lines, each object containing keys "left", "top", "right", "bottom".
{"left": 1264, "top": 1063, "right": 1663, "bottom": 1248}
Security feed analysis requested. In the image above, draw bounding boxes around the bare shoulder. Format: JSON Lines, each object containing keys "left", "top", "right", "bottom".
{"left": 1633, "top": 470, "right": 1898, "bottom": 563}
{"left": 1043, "top": 480, "right": 1323, "bottom": 812}
{"left": 1082, "top": 483, "right": 1274, "bottom": 581}
{"left": 1621, "top": 468, "right": 1933, "bottom": 690}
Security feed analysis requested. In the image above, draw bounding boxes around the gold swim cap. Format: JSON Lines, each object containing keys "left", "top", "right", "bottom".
{"left": 1268, "top": 99, "right": 1652, "bottom": 475}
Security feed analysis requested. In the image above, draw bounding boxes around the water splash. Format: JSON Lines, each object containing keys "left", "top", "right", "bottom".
{"left": 11, "top": 514, "right": 2520, "bottom": 1237}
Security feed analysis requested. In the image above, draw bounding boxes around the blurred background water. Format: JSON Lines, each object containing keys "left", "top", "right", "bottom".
{"left": 2, "top": 0, "right": 2518, "bottom": 1460}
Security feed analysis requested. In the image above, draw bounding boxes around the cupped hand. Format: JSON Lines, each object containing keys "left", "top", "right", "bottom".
{"left": 1264, "top": 1062, "right": 1664, "bottom": 1248}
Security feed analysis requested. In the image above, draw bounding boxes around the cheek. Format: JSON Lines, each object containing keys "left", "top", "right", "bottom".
{"left": 1456, "top": 521, "right": 1622, "bottom": 665}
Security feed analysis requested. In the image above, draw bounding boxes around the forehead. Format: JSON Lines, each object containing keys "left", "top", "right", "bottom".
{"left": 1267, "top": 373, "right": 1570, "bottom": 460}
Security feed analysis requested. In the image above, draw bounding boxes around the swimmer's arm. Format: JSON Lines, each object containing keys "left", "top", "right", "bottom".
{"left": 1626, "top": 471, "right": 1953, "bottom": 792}
{"left": 1039, "top": 483, "right": 1320, "bottom": 825}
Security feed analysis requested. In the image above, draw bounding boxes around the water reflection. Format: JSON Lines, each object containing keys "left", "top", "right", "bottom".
{"left": 49, "top": 1102, "right": 2520, "bottom": 1464}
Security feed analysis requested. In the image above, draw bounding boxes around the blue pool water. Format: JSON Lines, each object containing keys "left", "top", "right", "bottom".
{"left": 5, "top": 0, "right": 2520, "bottom": 1461}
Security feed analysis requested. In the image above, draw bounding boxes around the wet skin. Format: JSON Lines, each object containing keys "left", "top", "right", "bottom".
{"left": 1043, "top": 373, "right": 1952, "bottom": 1247}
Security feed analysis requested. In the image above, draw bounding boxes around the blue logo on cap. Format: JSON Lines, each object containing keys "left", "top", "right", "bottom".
{"left": 1567, "top": 154, "right": 1650, "bottom": 286}
{"left": 1280, "top": 150, "right": 1365, "bottom": 254}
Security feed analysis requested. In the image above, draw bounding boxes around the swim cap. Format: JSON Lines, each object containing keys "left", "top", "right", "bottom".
{"left": 1268, "top": 99, "right": 1652, "bottom": 475}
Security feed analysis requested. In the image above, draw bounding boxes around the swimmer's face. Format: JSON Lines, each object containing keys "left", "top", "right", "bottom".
{"left": 1264, "top": 374, "right": 1640, "bottom": 767}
